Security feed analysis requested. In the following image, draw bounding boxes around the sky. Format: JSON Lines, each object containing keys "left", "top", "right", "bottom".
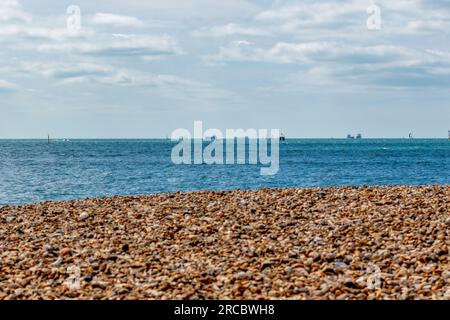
{"left": 0, "top": 0, "right": 449, "bottom": 138}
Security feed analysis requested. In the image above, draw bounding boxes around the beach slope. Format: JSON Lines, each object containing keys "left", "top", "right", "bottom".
{"left": 0, "top": 186, "right": 449, "bottom": 299}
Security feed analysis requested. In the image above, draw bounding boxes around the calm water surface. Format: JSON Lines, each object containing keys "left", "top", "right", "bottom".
{"left": 0, "top": 139, "right": 449, "bottom": 205}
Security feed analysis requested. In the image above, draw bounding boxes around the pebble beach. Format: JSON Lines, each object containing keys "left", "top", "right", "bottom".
{"left": 0, "top": 185, "right": 449, "bottom": 300}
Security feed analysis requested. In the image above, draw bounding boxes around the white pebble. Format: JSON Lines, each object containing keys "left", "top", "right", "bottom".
{"left": 79, "top": 212, "right": 89, "bottom": 220}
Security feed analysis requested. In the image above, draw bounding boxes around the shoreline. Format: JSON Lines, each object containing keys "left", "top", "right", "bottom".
{"left": 1, "top": 185, "right": 449, "bottom": 299}
{"left": 2, "top": 184, "right": 448, "bottom": 208}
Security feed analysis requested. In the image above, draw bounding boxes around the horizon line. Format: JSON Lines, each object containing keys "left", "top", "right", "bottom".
{"left": 0, "top": 137, "right": 448, "bottom": 140}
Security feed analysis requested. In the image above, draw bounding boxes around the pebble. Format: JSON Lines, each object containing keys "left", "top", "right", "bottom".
{"left": 334, "top": 262, "right": 349, "bottom": 269}
{"left": 0, "top": 185, "right": 448, "bottom": 300}
{"left": 5, "top": 216, "right": 16, "bottom": 223}
{"left": 52, "top": 257, "right": 63, "bottom": 267}
{"left": 235, "top": 271, "right": 252, "bottom": 280}
{"left": 79, "top": 212, "right": 89, "bottom": 220}
{"left": 60, "top": 248, "right": 72, "bottom": 257}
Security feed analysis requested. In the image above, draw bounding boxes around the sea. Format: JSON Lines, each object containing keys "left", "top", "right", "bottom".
{"left": 0, "top": 139, "right": 449, "bottom": 205}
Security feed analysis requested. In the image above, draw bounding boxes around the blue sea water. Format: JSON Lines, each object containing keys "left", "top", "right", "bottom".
{"left": 0, "top": 139, "right": 449, "bottom": 205}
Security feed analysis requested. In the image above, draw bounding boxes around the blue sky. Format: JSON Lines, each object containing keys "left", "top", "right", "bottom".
{"left": 0, "top": 0, "right": 449, "bottom": 138}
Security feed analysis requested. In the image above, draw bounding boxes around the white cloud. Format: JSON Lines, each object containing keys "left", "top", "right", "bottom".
{"left": 206, "top": 40, "right": 259, "bottom": 63}
{"left": 0, "top": 79, "right": 17, "bottom": 91}
{"left": 91, "top": 13, "right": 145, "bottom": 27}
{"left": 36, "top": 34, "right": 182, "bottom": 58}
{"left": 192, "top": 23, "right": 271, "bottom": 37}
{"left": 0, "top": 4, "right": 177, "bottom": 60}
{"left": 207, "top": 39, "right": 450, "bottom": 88}
{"left": 0, "top": 0, "right": 32, "bottom": 23}
{"left": 0, "top": 25, "right": 93, "bottom": 41}
{"left": 10, "top": 61, "right": 231, "bottom": 100}
{"left": 233, "top": 0, "right": 450, "bottom": 37}
{"left": 209, "top": 41, "right": 413, "bottom": 64}
{"left": 406, "top": 19, "right": 450, "bottom": 32}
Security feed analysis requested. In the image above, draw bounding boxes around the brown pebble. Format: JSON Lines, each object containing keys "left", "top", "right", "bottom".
{"left": 60, "top": 248, "right": 72, "bottom": 257}
{"left": 0, "top": 185, "right": 448, "bottom": 300}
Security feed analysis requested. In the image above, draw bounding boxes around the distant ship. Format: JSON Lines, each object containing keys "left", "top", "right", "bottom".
{"left": 346, "top": 134, "right": 355, "bottom": 139}
{"left": 279, "top": 133, "right": 286, "bottom": 141}
{"left": 356, "top": 133, "right": 362, "bottom": 139}
{"left": 409, "top": 133, "right": 413, "bottom": 139}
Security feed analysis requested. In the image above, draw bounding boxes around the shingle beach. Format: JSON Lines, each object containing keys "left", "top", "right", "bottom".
{"left": 0, "top": 186, "right": 449, "bottom": 300}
